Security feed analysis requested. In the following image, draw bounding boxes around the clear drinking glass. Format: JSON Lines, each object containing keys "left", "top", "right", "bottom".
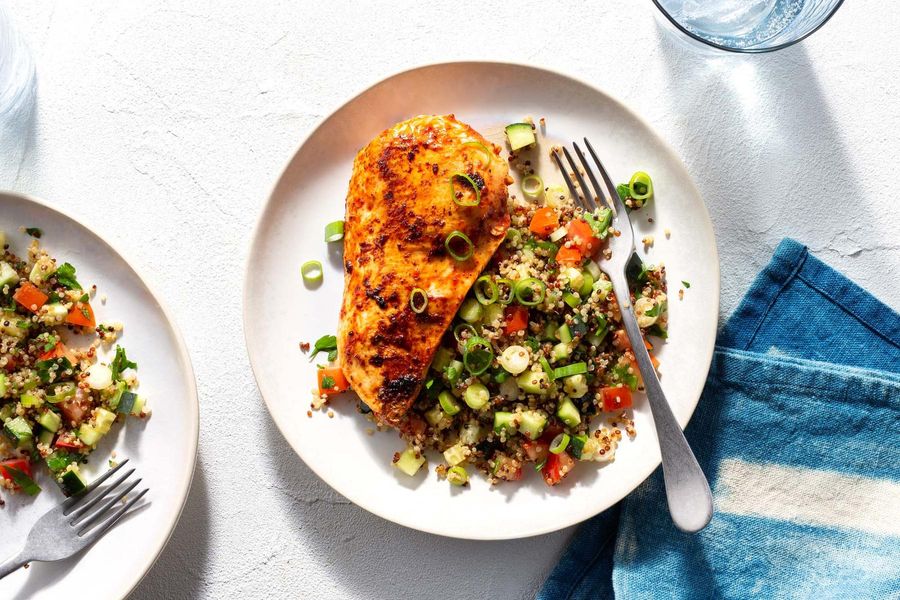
{"left": 652, "top": 0, "right": 844, "bottom": 52}
{"left": 0, "top": 2, "right": 35, "bottom": 120}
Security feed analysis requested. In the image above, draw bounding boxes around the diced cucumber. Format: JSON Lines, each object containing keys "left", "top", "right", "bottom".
{"left": 593, "top": 279, "right": 613, "bottom": 300}
{"left": 3, "top": 416, "right": 32, "bottom": 443}
{"left": 0, "top": 261, "right": 18, "bottom": 288}
{"left": 0, "top": 373, "right": 6, "bottom": 396}
{"left": 29, "top": 256, "right": 56, "bottom": 283}
{"left": 0, "top": 403, "right": 14, "bottom": 422}
{"left": 20, "top": 391, "right": 43, "bottom": 408}
{"left": 37, "top": 428, "right": 55, "bottom": 446}
{"left": 0, "top": 316, "right": 28, "bottom": 339}
{"left": 541, "top": 321, "right": 559, "bottom": 341}
{"left": 438, "top": 391, "right": 460, "bottom": 416}
{"left": 463, "top": 382, "right": 490, "bottom": 410}
{"left": 557, "top": 398, "right": 582, "bottom": 427}
{"left": 556, "top": 324, "right": 573, "bottom": 343}
{"left": 579, "top": 272, "right": 595, "bottom": 297}
{"left": 42, "top": 303, "right": 69, "bottom": 322}
{"left": 130, "top": 395, "right": 145, "bottom": 416}
{"left": 430, "top": 347, "right": 454, "bottom": 373}
{"left": 458, "top": 298, "right": 483, "bottom": 324}
{"left": 58, "top": 464, "right": 87, "bottom": 496}
{"left": 563, "top": 374, "right": 589, "bottom": 398}
{"left": 482, "top": 303, "right": 504, "bottom": 327}
{"left": 505, "top": 123, "right": 536, "bottom": 151}
{"left": 443, "top": 443, "right": 469, "bottom": 467}
{"left": 564, "top": 267, "right": 584, "bottom": 292}
{"left": 518, "top": 410, "right": 548, "bottom": 440}
{"left": 116, "top": 390, "right": 138, "bottom": 414}
{"left": 458, "top": 421, "right": 483, "bottom": 445}
{"left": 447, "top": 465, "right": 468, "bottom": 486}
{"left": 551, "top": 342, "right": 572, "bottom": 363}
{"left": 493, "top": 411, "right": 518, "bottom": 435}
{"left": 77, "top": 423, "right": 102, "bottom": 447}
{"left": 444, "top": 360, "right": 464, "bottom": 386}
{"left": 94, "top": 407, "right": 117, "bottom": 434}
{"left": 516, "top": 370, "right": 549, "bottom": 395}
{"left": 394, "top": 446, "right": 426, "bottom": 477}
{"left": 424, "top": 404, "right": 445, "bottom": 427}
{"left": 37, "top": 409, "right": 62, "bottom": 432}
{"left": 570, "top": 433, "right": 589, "bottom": 459}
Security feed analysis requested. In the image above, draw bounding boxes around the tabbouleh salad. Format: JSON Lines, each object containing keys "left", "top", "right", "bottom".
{"left": 0, "top": 229, "right": 147, "bottom": 501}
{"left": 310, "top": 119, "right": 666, "bottom": 489}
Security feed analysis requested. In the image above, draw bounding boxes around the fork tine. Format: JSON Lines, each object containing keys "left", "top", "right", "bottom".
{"left": 67, "top": 468, "right": 135, "bottom": 521}
{"left": 582, "top": 138, "right": 626, "bottom": 219}
{"left": 551, "top": 149, "right": 583, "bottom": 209}
{"left": 62, "top": 458, "right": 129, "bottom": 512}
{"left": 75, "top": 477, "right": 141, "bottom": 534}
{"left": 572, "top": 142, "right": 609, "bottom": 213}
{"left": 77, "top": 488, "right": 148, "bottom": 546}
{"left": 561, "top": 147, "right": 597, "bottom": 212}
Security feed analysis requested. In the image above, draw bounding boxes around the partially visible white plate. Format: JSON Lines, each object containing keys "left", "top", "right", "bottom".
{"left": 0, "top": 193, "right": 198, "bottom": 599}
{"left": 244, "top": 62, "right": 719, "bottom": 540}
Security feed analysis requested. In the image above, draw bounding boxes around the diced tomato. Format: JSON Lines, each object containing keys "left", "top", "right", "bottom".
{"left": 503, "top": 305, "right": 529, "bottom": 335}
{"left": 66, "top": 302, "right": 96, "bottom": 328}
{"left": 566, "top": 219, "right": 601, "bottom": 256}
{"left": 3, "top": 355, "right": 18, "bottom": 372}
{"left": 522, "top": 439, "right": 549, "bottom": 464}
{"left": 59, "top": 389, "right": 92, "bottom": 425}
{"left": 54, "top": 434, "right": 82, "bottom": 450}
{"left": 612, "top": 329, "right": 652, "bottom": 352}
{"left": 318, "top": 367, "right": 350, "bottom": 396}
{"left": 529, "top": 207, "right": 559, "bottom": 237}
{"left": 626, "top": 354, "right": 660, "bottom": 387}
{"left": 0, "top": 458, "right": 32, "bottom": 480}
{"left": 601, "top": 386, "right": 633, "bottom": 412}
{"left": 38, "top": 341, "right": 68, "bottom": 362}
{"left": 541, "top": 451, "right": 575, "bottom": 486}
{"left": 13, "top": 282, "right": 48, "bottom": 313}
{"left": 555, "top": 244, "right": 583, "bottom": 266}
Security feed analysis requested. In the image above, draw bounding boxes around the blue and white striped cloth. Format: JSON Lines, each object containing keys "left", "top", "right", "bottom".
{"left": 540, "top": 238, "right": 900, "bottom": 599}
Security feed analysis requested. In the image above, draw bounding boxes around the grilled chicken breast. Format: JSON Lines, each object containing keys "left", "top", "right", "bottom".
{"left": 339, "top": 115, "right": 511, "bottom": 425}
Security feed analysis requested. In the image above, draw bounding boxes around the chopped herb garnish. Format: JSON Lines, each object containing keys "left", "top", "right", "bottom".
{"left": 16, "top": 320, "right": 30, "bottom": 329}
{"left": 54, "top": 262, "right": 82, "bottom": 290}
{"left": 5, "top": 466, "right": 41, "bottom": 495}
{"left": 111, "top": 346, "right": 137, "bottom": 381}
{"left": 616, "top": 184, "right": 631, "bottom": 201}
{"left": 47, "top": 291, "right": 61, "bottom": 304}
{"left": 24, "top": 227, "right": 42, "bottom": 239}
{"left": 645, "top": 300, "right": 666, "bottom": 318}
{"left": 321, "top": 376, "right": 336, "bottom": 389}
{"left": 79, "top": 293, "right": 89, "bottom": 302}
{"left": 682, "top": 280, "right": 691, "bottom": 289}
{"left": 611, "top": 365, "right": 639, "bottom": 391}
{"left": 36, "top": 357, "right": 72, "bottom": 384}
{"left": 327, "top": 349, "right": 338, "bottom": 362}
{"left": 310, "top": 334, "right": 338, "bottom": 362}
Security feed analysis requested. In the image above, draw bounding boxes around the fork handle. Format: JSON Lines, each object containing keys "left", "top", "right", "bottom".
{"left": 610, "top": 273, "right": 713, "bottom": 532}
{"left": 0, "top": 551, "right": 27, "bottom": 580}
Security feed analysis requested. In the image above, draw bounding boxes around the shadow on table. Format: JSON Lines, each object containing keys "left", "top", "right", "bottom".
{"left": 263, "top": 416, "right": 568, "bottom": 600}
{"left": 129, "top": 461, "right": 212, "bottom": 600}
{"left": 652, "top": 21, "right": 865, "bottom": 316}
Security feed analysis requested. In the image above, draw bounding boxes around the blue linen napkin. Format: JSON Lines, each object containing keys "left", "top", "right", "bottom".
{"left": 539, "top": 238, "right": 900, "bottom": 599}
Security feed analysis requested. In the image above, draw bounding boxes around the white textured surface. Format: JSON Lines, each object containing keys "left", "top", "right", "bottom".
{"left": 2, "top": 1, "right": 898, "bottom": 599}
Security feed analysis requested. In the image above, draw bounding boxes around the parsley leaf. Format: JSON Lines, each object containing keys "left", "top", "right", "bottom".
{"left": 321, "top": 376, "right": 336, "bottom": 390}
{"left": 611, "top": 365, "right": 639, "bottom": 392}
{"left": 310, "top": 334, "right": 338, "bottom": 362}
{"left": 111, "top": 346, "right": 137, "bottom": 381}
{"left": 327, "top": 349, "right": 338, "bottom": 362}
{"left": 79, "top": 293, "right": 89, "bottom": 302}
{"left": 5, "top": 466, "right": 41, "bottom": 495}
{"left": 54, "top": 263, "right": 82, "bottom": 290}
{"left": 682, "top": 280, "right": 691, "bottom": 289}
{"left": 616, "top": 183, "right": 631, "bottom": 201}
{"left": 24, "top": 227, "right": 42, "bottom": 239}
{"left": 36, "top": 357, "right": 72, "bottom": 384}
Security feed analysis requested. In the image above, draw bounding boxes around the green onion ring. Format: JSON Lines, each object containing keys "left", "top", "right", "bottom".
{"left": 474, "top": 276, "right": 499, "bottom": 305}
{"left": 409, "top": 288, "right": 428, "bottom": 313}
{"left": 453, "top": 323, "right": 477, "bottom": 342}
{"left": 521, "top": 174, "right": 544, "bottom": 200}
{"left": 445, "top": 230, "right": 474, "bottom": 261}
{"left": 514, "top": 278, "right": 546, "bottom": 306}
{"left": 463, "top": 336, "right": 494, "bottom": 375}
{"left": 463, "top": 141, "right": 493, "bottom": 165}
{"left": 496, "top": 278, "right": 515, "bottom": 305}
{"left": 301, "top": 260, "right": 323, "bottom": 284}
{"left": 551, "top": 362, "right": 589, "bottom": 380}
{"left": 450, "top": 173, "right": 482, "bottom": 207}
{"left": 324, "top": 220, "right": 345, "bottom": 242}
{"left": 549, "top": 432, "right": 570, "bottom": 454}
{"left": 628, "top": 171, "right": 653, "bottom": 200}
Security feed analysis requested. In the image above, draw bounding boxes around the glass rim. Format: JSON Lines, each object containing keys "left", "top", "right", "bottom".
{"left": 650, "top": 0, "right": 846, "bottom": 54}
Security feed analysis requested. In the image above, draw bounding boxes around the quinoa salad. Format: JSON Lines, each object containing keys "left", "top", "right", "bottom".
{"left": 308, "top": 118, "right": 666, "bottom": 489}
{"left": 0, "top": 229, "right": 147, "bottom": 502}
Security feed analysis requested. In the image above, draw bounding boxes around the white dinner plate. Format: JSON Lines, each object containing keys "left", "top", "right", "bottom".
{"left": 244, "top": 62, "right": 719, "bottom": 540}
{"left": 0, "top": 193, "right": 198, "bottom": 598}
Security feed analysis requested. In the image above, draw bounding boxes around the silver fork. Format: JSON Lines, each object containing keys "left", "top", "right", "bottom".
{"left": 553, "top": 140, "right": 713, "bottom": 532}
{"left": 0, "top": 459, "right": 148, "bottom": 579}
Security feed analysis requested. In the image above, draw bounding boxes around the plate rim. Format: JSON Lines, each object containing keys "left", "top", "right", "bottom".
{"left": 0, "top": 190, "right": 201, "bottom": 596}
{"left": 243, "top": 60, "right": 720, "bottom": 540}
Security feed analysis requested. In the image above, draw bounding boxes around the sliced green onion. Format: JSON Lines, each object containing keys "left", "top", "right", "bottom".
{"left": 514, "top": 278, "right": 546, "bottom": 306}
{"left": 453, "top": 323, "right": 477, "bottom": 342}
{"left": 46, "top": 382, "right": 76, "bottom": 404}
{"left": 496, "top": 279, "right": 515, "bottom": 305}
{"left": 445, "top": 359, "right": 464, "bottom": 386}
{"left": 549, "top": 432, "right": 570, "bottom": 454}
{"left": 563, "top": 292, "right": 581, "bottom": 309}
{"left": 498, "top": 345, "right": 530, "bottom": 375}
{"left": 474, "top": 276, "right": 499, "bottom": 305}
{"left": 552, "top": 362, "right": 588, "bottom": 380}
{"left": 409, "top": 288, "right": 428, "bottom": 313}
{"left": 539, "top": 356, "right": 553, "bottom": 377}
{"left": 447, "top": 465, "right": 469, "bottom": 486}
{"left": 629, "top": 171, "right": 653, "bottom": 200}
{"left": 445, "top": 230, "right": 474, "bottom": 261}
{"left": 301, "top": 260, "right": 323, "bottom": 285}
{"left": 579, "top": 272, "right": 594, "bottom": 297}
{"left": 464, "top": 382, "right": 490, "bottom": 409}
{"left": 463, "top": 141, "right": 493, "bottom": 165}
{"left": 549, "top": 226, "right": 568, "bottom": 242}
{"left": 450, "top": 173, "right": 482, "bottom": 207}
{"left": 505, "top": 228, "right": 522, "bottom": 245}
{"left": 463, "top": 336, "right": 494, "bottom": 375}
{"left": 521, "top": 175, "right": 543, "bottom": 200}
{"left": 438, "top": 390, "right": 461, "bottom": 416}
{"left": 324, "top": 220, "right": 344, "bottom": 242}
